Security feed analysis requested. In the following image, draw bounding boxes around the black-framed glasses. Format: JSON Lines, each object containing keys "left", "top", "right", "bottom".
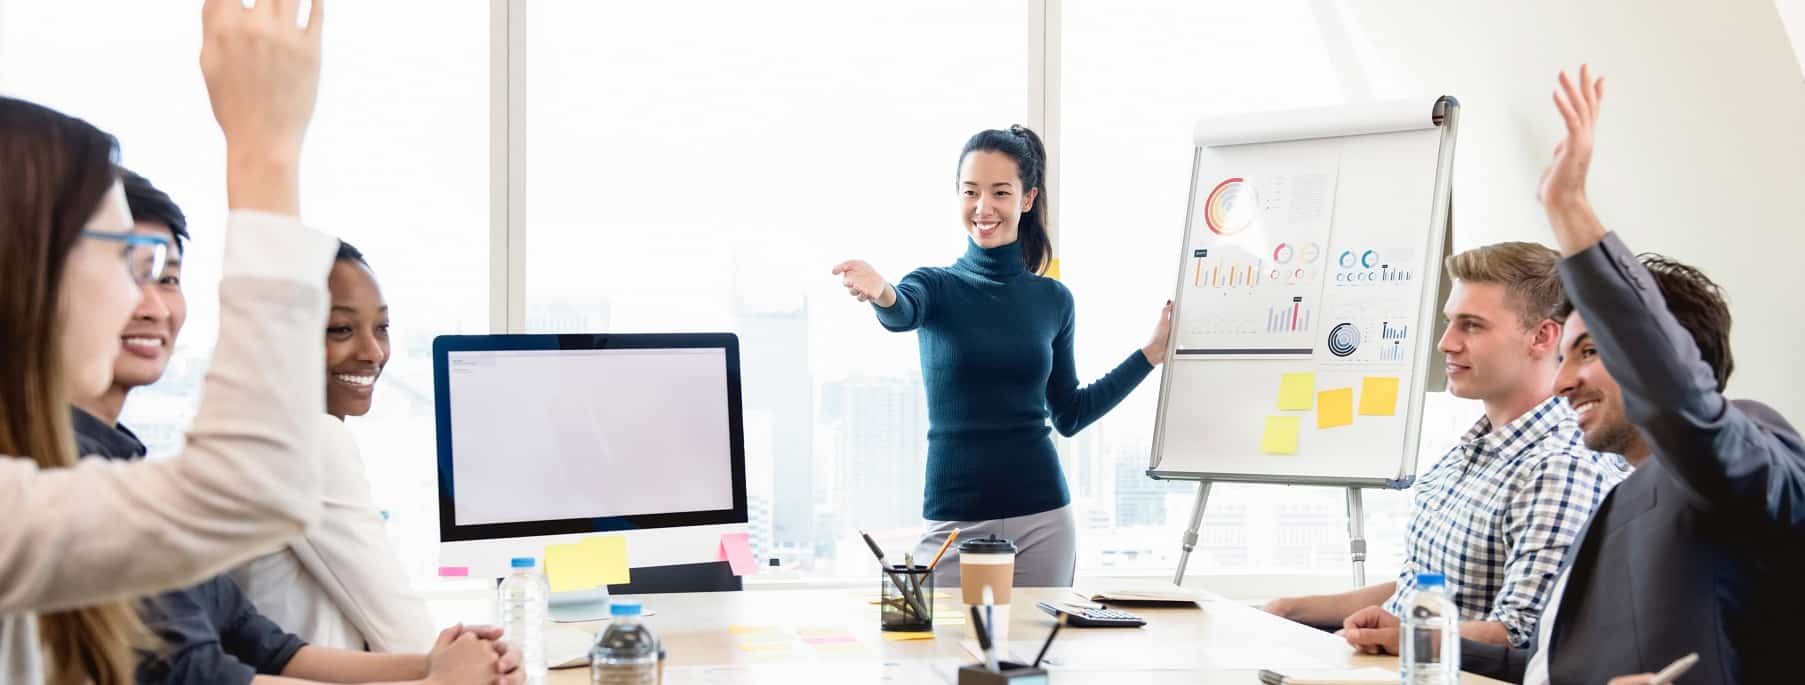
{"left": 82, "top": 231, "right": 171, "bottom": 284}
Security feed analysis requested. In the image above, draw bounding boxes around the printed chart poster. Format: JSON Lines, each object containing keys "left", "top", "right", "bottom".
{"left": 1177, "top": 154, "right": 1340, "bottom": 354}
{"left": 1316, "top": 244, "right": 1423, "bottom": 367}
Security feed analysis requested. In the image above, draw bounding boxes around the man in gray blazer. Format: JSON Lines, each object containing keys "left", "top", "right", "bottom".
{"left": 1342, "top": 65, "right": 1805, "bottom": 684}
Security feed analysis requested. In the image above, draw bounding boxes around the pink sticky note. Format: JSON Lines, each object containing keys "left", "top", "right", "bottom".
{"left": 718, "top": 532, "right": 756, "bottom": 576}
{"left": 437, "top": 566, "right": 469, "bottom": 577}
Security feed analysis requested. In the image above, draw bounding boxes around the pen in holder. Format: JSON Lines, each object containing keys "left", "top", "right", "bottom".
{"left": 879, "top": 564, "right": 934, "bottom": 631}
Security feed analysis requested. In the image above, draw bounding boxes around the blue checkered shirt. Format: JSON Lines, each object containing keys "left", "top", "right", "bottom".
{"left": 1382, "top": 396, "right": 1628, "bottom": 647}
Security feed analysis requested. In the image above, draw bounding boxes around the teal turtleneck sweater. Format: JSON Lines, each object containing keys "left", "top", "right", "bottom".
{"left": 875, "top": 238, "right": 1154, "bottom": 521}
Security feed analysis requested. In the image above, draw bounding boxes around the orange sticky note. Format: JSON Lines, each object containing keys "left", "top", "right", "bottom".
{"left": 1359, "top": 377, "right": 1401, "bottom": 416}
{"left": 1318, "top": 388, "right": 1354, "bottom": 429}
{"left": 1260, "top": 416, "right": 1300, "bottom": 455}
{"left": 1277, "top": 373, "right": 1316, "bottom": 411}
{"left": 718, "top": 532, "right": 757, "bottom": 576}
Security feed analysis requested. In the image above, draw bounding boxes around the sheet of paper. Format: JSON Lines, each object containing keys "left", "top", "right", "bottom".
{"left": 1317, "top": 387, "right": 1354, "bottom": 428}
{"left": 1261, "top": 415, "right": 1300, "bottom": 454}
{"left": 1277, "top": 372, "right": 1316, "bottom": 411}
{"left": 1358, "top": 376, "right": 1400, "bottom": 416}
{"left": 718, "top": 532, "right": 757, "bottom": 576}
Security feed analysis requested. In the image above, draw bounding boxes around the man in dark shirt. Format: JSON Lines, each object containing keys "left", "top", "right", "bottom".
{"left": 73, "top": 169, "right": 518, "bottom": 685}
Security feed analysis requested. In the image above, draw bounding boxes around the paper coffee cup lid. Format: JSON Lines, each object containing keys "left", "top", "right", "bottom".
{"left": 958, "top": 534, "right": 1016, "bottom": 554}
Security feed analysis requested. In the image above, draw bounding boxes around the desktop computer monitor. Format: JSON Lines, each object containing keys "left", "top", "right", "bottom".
{"left": 432, "top": 333, "right": 748, "bottom": 591}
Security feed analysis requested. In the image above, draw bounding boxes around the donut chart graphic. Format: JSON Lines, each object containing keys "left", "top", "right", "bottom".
{"left": 1327, "top": 322, "right": 1361, "bottom": 357}
{"left": 1204, "top": 178, "right": 1255, "bottom": 236}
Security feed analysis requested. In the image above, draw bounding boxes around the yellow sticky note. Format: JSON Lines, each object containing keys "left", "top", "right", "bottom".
{"left": 1260, "top": 416, "right": 1300, "bottom": 454}
{"left": 544, "top": 535, "right": 631, "bottom": 592}
{"left": 882, "top": 631, "right": 937, "bottom": 641}
{"left": 1359, "top": 377, "right": 1401, "bottom": 417}
{"left": 1277, "top": 373, "right": 1316, "bottom": 411}
{"left": 1044, "top": 258, "right": 1061, "bottom": 280}
{"left": 1318, "top": 388, "right": 1354, "bottom": 429}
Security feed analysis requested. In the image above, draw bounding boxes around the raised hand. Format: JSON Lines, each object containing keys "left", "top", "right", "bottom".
{"left": 1538, "top": 64, "right": 1605, "bottom": 210}
{"left": 832, "top": 259, "right": 895, "bottom": 307}
{"left": 1538, "top": 65, "right": 1613, "bottom": 255}
{"left": 200, "top": 0, "right": 324, "bottom": 215}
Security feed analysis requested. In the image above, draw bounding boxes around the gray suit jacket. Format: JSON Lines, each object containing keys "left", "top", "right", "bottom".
{"left": 1463, "top": 233, "right": 1805, "bottom": 684}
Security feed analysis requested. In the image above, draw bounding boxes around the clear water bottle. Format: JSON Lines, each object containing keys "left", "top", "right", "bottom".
{"left": 1400, "top": 573, "right": 1461, "bottom": 685}
{"left": 591, "top": 599, "right": 658, "bottom": 685}
{"left": 498, "top": 557, "right": 549, "bottom": 684}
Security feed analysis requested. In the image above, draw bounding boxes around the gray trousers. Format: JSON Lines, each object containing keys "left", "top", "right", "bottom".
{"left": 916, "top": 504, "right": 1076, "bottom": 589}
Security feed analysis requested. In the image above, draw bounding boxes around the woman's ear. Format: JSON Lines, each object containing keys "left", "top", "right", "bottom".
{"left": 1022, "top": 186, "right": 1039, "bottom": 214}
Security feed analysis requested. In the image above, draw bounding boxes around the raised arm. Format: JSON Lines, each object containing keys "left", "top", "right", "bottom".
{"left": 0, "top": 0, "right": 336, "bottom": 613}
{"left": 1540, "top": 66, "right": 1805, "bottom": 525}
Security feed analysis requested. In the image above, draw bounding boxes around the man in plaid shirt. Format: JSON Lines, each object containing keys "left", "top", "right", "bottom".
{"left": 1265, "top": 242, "right": 1628, "bottom": 648}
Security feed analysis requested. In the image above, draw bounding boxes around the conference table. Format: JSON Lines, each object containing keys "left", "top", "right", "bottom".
{"left": 434, "top": 582, "right": 1506, "bottom": 683}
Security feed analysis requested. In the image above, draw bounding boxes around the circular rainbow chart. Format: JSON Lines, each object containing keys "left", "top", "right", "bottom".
{"left": 1204, "top": 177, "right": 1255, "bottom": 236}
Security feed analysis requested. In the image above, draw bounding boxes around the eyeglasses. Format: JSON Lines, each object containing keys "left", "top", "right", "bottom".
{"left": 82, "top": 231, "right": 171, "bottom": 284}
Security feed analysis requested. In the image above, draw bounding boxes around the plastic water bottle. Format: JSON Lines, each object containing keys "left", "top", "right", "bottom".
{"left": 1400, "top": 573, "right": 1461, "bottom": 685}
{"left": 591, "top": 599, "right": 658, "bottom": 685}
{"left": 498, "top": 557, "right": 549, "bottom": 684}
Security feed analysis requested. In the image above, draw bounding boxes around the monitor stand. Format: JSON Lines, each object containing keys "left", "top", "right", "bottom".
{"left": 549, "top": 587, "right": 612, "bottom": 622}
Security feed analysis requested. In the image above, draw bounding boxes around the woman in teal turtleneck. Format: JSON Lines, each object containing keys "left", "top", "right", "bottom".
{"left": 832, "top": 125, "right": 1172, "bottom": 586}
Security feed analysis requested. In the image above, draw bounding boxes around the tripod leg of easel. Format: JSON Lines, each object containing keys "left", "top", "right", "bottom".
{"left": 1172, "top": 481, "right": 1212, "bottom": 587}
{"left": 1346, "top": 487, "right": 1368, "bottom": 587}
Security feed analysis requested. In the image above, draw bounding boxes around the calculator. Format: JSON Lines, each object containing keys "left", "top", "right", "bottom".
{"left": 1035, "top": 601, "right": 1147, "bottom": 627}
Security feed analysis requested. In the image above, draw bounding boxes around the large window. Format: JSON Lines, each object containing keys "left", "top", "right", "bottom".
{"left": 522, "top": 1, "right": 1027, "bottom": 576}
{"left": 2, "top": 1, "right": 490, "bottom": 583}
{"left": 4, "top": 0, "right": 1487, "bottom": 588}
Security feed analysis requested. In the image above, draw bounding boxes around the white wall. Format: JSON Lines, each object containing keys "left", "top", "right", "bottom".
{"left": 1778, "top": 0, "right": 1805, "bottom": 71}
{"left": 1336, "top": 0, "right": 1805, "bottom": 421}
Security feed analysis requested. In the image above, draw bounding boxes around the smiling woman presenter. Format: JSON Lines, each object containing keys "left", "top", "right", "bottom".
{"left": 833, "top": 125, "right": 1172, "bottom": 587}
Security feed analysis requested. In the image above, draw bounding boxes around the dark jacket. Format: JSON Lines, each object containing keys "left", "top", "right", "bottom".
{"left": 71, "top": 409, "right": 308, "bottom": 685}
{"left": 1462, "top": 234, "right": 1805, "bottom": 684}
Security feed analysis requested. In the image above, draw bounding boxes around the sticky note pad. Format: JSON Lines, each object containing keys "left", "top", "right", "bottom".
{"left": 1277, "top": 373, "right": 1316, "bottom": 411}
{"left": 1044, "top": 258, "right": 1061, "bottom": 281}
{"left": 1261, "top": 416, "right": 1301, "bottom": 454}
{"left": 545, "top": 535, "right": 631, "bottom": 592}
{"left": 1317, "top": 388, "right": 1354, "bottom": 429}
{"left": 1359, "top": 377, "right": 1401, "bottom": 416}
{"left": 882, "top": 631, "right": 936, "bottom": 642}
{"left": 718, "top": 532, "right": 757, "bottom": 576}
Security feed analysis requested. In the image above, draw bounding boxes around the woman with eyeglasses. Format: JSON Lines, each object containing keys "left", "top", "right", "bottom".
{"left": 0, "top": 2, "right": 344, "bottom": 683}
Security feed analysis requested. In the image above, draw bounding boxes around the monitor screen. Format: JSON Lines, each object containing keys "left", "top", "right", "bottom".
{"left": 433, "top": 334, "right": 747, "bottom": 542}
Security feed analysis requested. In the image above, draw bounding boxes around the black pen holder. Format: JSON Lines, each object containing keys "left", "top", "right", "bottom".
{"left": 879, "top": 564, "right": 933, "bottom": 631}
{"left": 957, "top": 661, "right": 1049, "bottom": 684}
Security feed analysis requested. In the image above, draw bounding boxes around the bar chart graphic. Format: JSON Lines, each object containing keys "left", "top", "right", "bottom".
{"left": 1380, "top": 341, "right": 1405, "bottom": 361}
{"left": 1190, "top": 250, "right": 1263, "bottom": 289}
{"left": 1381, "top": 322, "right": 1407, "bottom": 341}
{"left": 1266, "top": 298, "right": 1312, "bottom": 333}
